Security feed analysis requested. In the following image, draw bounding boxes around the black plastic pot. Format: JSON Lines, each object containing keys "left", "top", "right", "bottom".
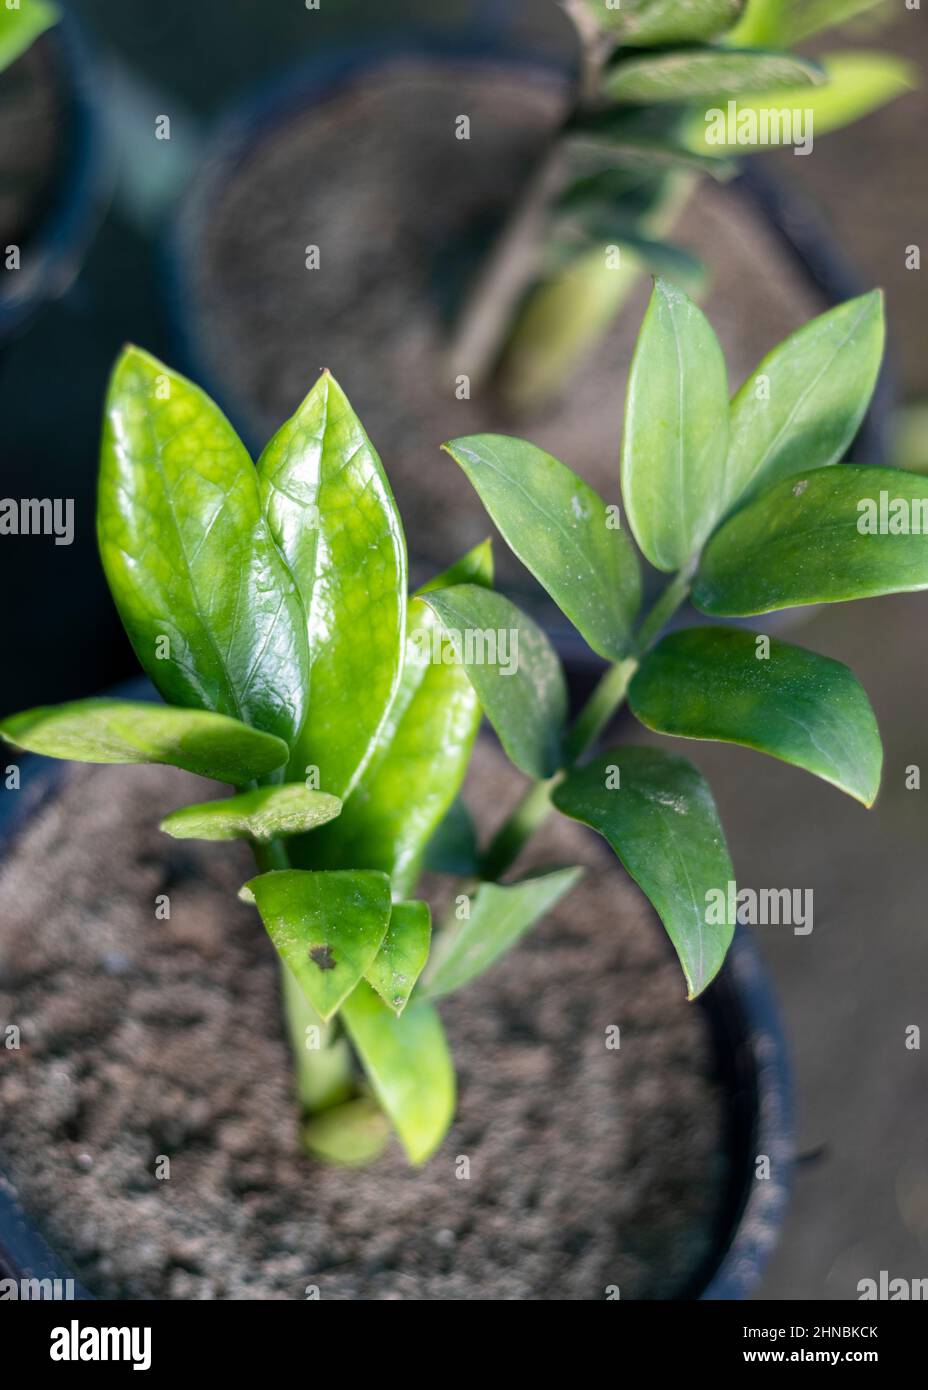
{"left": 0, "top": 679, "right": 792, "bottom": 1301}
{"left": 0, "top": 12, "right": 110, "bottom": 346}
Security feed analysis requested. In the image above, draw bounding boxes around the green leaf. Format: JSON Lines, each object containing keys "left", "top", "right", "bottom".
{"left": 423, "top": 797, "right": 479, "bottom": 876}
{"left": 724, "top": 291, "right": 884, "bottom": 512}
{"left": 604, "top": 48, "right": 824, "bottom": 104}
{"left": 341, "top": 982, "right": 455, "bottom": 1164}
{"left": 0, "top": 0, "right": 58, "bottom": 72}
{"left": 422, "top": 868, "right": 582, "bottom": 1001}
{"left": 302, "top": 1097, "right": 391, "bottom": 1167}
{"left": 444, "top": 434, "right": 640, "bottom": 660}
{"left": 694, "top": 466, "right": 928, "bottom": 616}
{"left": 295, "top": 544, "right": 490, "bottom": 897}
{"left": 364, "top": 899, "right": 431, "bottom": 1016}
{"left": 159, "top": 784, "right": 342, "bottom": 841}
{"left": 0, "top": 698, "right": 289, "bottom": 784}
{"left": 730, "top": 0, "right": 887, "bottom": 48}
{"left": 684, "top": 52, "right": 915, "bottom": 151}
{"left": 257, "top": 371, "right": 407, "bottom": 797}
{"left": 420, "top": 584, "right": 567, "bottom": 779}
{"left": 621, "top": 278, "right": 730, "bottom": 572}
{"left": 584, "top": 0, "right": 745, "bottom": 45}
{"left": 246, "top": 869, "right": 392, "bottom": 1022}
{"left": 629, "top": 627, "right": 882, "bottom": 806}
{"left": 98, "top": 347, "right": 309, "bottom": 749}
{"left": 553, "top": 747, "right": 734, "bottom": 997}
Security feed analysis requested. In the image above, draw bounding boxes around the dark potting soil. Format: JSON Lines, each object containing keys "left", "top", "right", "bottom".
{"left": 0, "top": 738, "right": 728, "bottom": 1300}
{"left": 0, "top": 40, "right": 62, "bottom": 250}
{"left": 190, "top": 60, "right": 823, "bottom": 600}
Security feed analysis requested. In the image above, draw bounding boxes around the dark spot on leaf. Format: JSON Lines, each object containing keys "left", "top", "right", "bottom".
{"left": 310, "top": 945, "right": 336, "bottom": 972}
{"left": 792, "top": 480, "right": 808, "bottom": 497}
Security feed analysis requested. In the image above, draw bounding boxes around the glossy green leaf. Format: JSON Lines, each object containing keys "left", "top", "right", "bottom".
{"left": 621, "top": 278, "right": 730, "bottom": 572}
{"left": 553, "top": 747, "right": 734, "bottom": 997}
{"left": 98, "top": 347, "right": 309, "bottom": 749}
{"left": 604, "top": 48, "right": 824, "bottom": 104}
{"left": 160, "top": 784, "right": 342, "bottom": 841}
{"left": 295, "top": 544, "right": 490, "bottom": 897}
{"left": 629, "top": 627, "right": 882, "bottom": 806}
{"left": 420, "top": 584, "right": 567, "bottom": 779}
{"left": 422, "top": 868, "right": 582, "bottom": 1001}
{"left": 0, "top": 0, "right": 58, "bottom": 71}
{"left": 684, "top": 52, "right": 915, "bottom": 151}
{"left": 694, "top": 466, "right": 928, "bottom": 616}
{"left": 423, "top": 797, "right": 479, "bottom": 876}
{"left": 0, "top": 698, "right": 289, "bottom": 784}
{"left": 444, "top": 434, "right": 640, "bottom": 660}
{"left": 303, "top": 1097, "right": 391, "bottom": 1167}
{"left": 341, "top": 981, "right": 455, "bottom": 1164}
{"left": 724, "top": 291, "right": 884, "bottom": 512}
{"left": 257, "top": 371, "right": 406, "bottom": 797}
{"left": 583, "top": 0, "right": 745, "bottom": 45}
{"left": 246, "top": 869, "right": 392, "bottom": 1022}
{"left": 364, "top": 899, "right": 431, "bottom": 1015}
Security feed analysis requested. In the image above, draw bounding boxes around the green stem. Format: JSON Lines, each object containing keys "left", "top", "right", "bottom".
{"left": 479, "top": 569, "right": 692, "bottom": 881}
{"left": 250, "top": 834, "right": 356, "bottom": 1114}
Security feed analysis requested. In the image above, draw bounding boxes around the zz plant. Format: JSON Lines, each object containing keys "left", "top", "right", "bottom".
{"left": 455, "top": 0, "right": 911, "bottom": 410}
{"left": 4, "top": 280, "right": 926, "bottom": 1167}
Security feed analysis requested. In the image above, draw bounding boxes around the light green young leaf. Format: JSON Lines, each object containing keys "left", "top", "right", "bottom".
{"left": 160, "top": 784, "right": 341, "bottom": 842}
{"left": 0, "top": 699, "right": 289, "bottom": 784}
{"left": 422, "top": 868, "right": 583, "bottom": 1001}
{"left": 420, "top": 583, "right": 567, "bottom": 779}
{"left": 341, "top": 981, "right": 455, "bottom": 1165}
{"left": 303, "top": 1098, "right": 391, "bottom": 1167}
{"left": 553, "top": 747, "right": 734, "bottom": 997}
{"left": 729, "top": 0, "right": 887, "bottom": 48}
{"left": 604, "top": 48, "right": 824, "bottom": 104}
{"left": 684, "top": 52, "right": 915, "bottom": 151}
{"left": 583, "top": 0, "right": 745, "bottom": 46}
{"left": 294, "top": 543, "right": 491, "bottom": 897}
{"left": 444, "top": 434, "right": 640, "bottom": 660}
{"left": 257, "top": 371, "right": 407, "bottom": 797}
{"left": 0, "top": 0, "right": 58, "bottom": 72}
{"left": 724, "top": 291, "right": 884, "bottom": 512}
{"left": 694, "top": 466, "right": 928, "bottom": 615}
{"left": 629, "top": 627, "right": 882, "bottom": 806}
{"left": 98, "top": 347, "right": 309, "bottom": 749}
{"left": 246, "top": 869, "right": 392, "bottom": 1022}
{"left": 364, "top": 900, "right": 431, "bottom": 1016}
{"left": 621, "top": 279, "right": 730, "bottom": 572}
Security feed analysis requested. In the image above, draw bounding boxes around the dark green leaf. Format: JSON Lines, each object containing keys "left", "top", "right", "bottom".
{"left": 295, "top": 545, "right": 490, "bottom": 897}
{"left": 246, "top": 869, "right": 392, "bottom": 1021}
{"left": 584, "top": 0, "right": 745, "bottom": 45}
{"left": 159, "top": 784, "right": 342, "bottom": 841}
{"left": 0, "top": 699, "right": 289, "bottom": 784}
{"left": 724, "top": 292, "right": 884, "bottom": 512}
{"left": 341, "top": 982, "right": 455, "bottom": 1164}
{"left": 98, "top": 347, "right": 310, "bottom": 749}
{"left": 364, "top": 900, "right": 431, "bottom": 1016}
{"left": 257, "top": 371, "right": 407, "bottom": 797}
{"left": 621, "top": 278, "right": 730, "bottom": 572}
{"left": 444, "top": 434, "right": 639, "bottom": 660}
{"left": 604, "top": 48, "right": 824, "bottom": 104}
{"left": 694, "top": 466, "right": 928, "bottom": 616}
{"left": 630, "top": 627, "right": 882, "bottom": 806}
{"left": 420, "top": 583, "right": 567, "bottom": 779}
{"left": 422, "top": 868, "right": 582, "bottom": 1001}
{"left": 423, "top": 796, "right": 479, "bottom": 876}
{"left": 553, "top": 747, "right": 734, "bottom": 996}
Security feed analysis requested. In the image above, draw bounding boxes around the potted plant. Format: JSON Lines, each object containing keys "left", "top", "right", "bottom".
{"left": 166, "top": 0, "right": 910, "bottom": 622}
{"left": 1, "top": 278, "right": 922, "bottom": 1298}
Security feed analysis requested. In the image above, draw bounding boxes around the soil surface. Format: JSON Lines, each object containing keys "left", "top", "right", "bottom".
{"left": 0, "top": 40, "right": 62, "bottom": 251}
{"left": 0, "top": 738, "right": 728, "bottom": 1300}
{"left": 190, "top": 59, "right": 822, "bottom": 609}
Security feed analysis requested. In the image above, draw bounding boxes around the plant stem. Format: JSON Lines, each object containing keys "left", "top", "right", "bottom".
{"left": 250, "top": 834, "right": 356, "bottom": 1114}
{"left": 478, "top": 569, "right": 693, "bottom": 881}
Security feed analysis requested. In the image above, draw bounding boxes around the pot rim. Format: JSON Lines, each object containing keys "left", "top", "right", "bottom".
{"left": 0, "top": 679, "right": 792, "bottom": 1300}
